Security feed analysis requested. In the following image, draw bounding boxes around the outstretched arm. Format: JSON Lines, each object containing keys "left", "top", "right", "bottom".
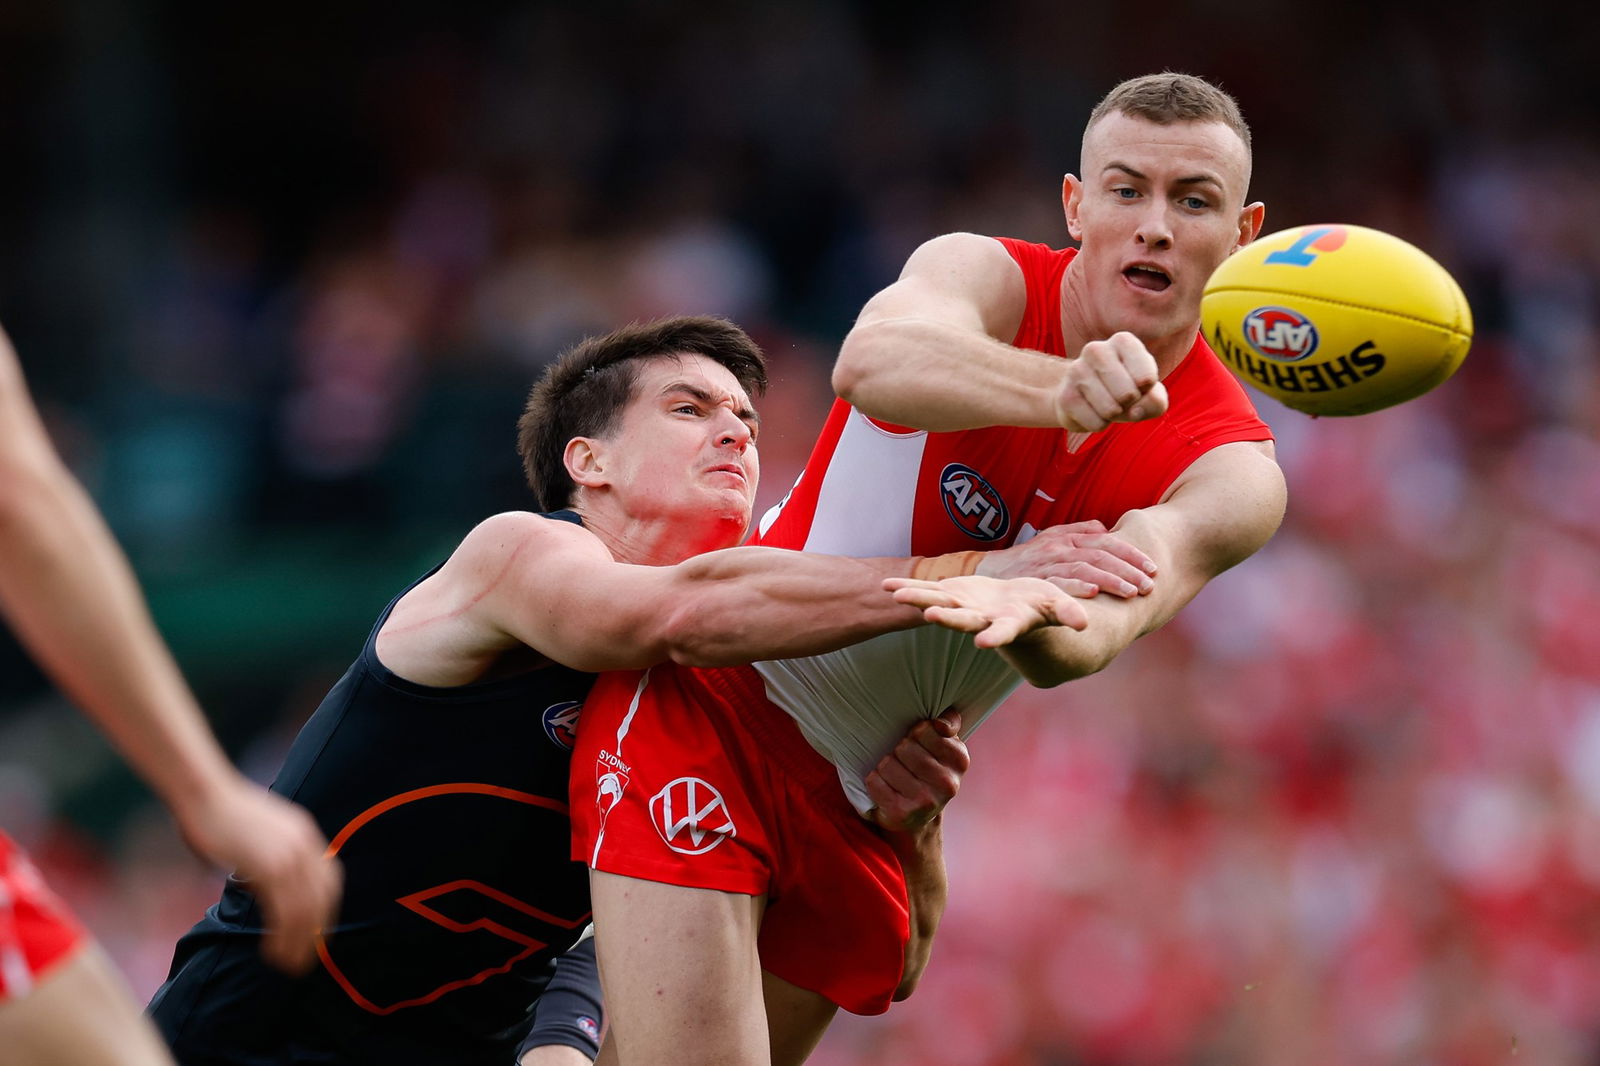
{"left": 390, "top": 512, "right": 1097, "bottom": 676}
{"left": 831, "top": 232, "right": 1166, "bottom": 432}
{"left": 0, "top": 326, "right": 339, "bottom": 974}
{"left": 894, "top": 441, "right": 1286, "bottom": 687}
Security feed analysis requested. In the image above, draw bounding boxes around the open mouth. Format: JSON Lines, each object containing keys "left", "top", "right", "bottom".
{"left": 1123, "top": 265, "right": 1172, "bottom": 292}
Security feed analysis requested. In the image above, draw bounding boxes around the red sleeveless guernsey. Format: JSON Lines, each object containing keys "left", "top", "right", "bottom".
{"left": 755, "top": 238, "right": 1271, "bottom": 555}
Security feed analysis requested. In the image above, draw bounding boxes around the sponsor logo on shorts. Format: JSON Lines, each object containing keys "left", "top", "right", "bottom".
{"left": 577, "top": 1015, "right": 600, "bottom": 1042}
{"left": 1243, "top": 306, "right": 1320, "bottom": 362}
{"left": 939, "top": 462, "right": 1010, "bottom": 541}
{"left": 541, "top": 700, "right": 582, "bottom": 750}
{"left": 649, "top": 776, "right": 736, "bottom": 855}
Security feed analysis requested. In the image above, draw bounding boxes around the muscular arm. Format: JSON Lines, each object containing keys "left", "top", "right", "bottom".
{"left": 1001, "top": 442, "right": 1285, "bottom": 685}
{"left": 895, "top": 441, "right": 1285, "bottom": 687}
{"left": 386, "top": 512, "right": 1086, "bottom": 678}
{"left": 0, "top": 329, "right": 337, "bottom": 972}
{"left": 449, "top": 514, "right": 933, "bottom": 672}
{"left": 831, "top": 232, "right": 1058, "bottom": 431}
{"left": 833, "top": 233, "right": 1167, "bottom": 434}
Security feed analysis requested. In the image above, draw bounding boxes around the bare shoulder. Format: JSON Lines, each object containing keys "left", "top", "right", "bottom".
{"left": 453, "top": 510, "right": 605, "bottom": 568}
{"left": 859, "top": 232, "right": 1027, "bottom": 341}
{"left": 379, "top": 511, "right": 608, "bottom": 678}
{"left": 900, "top": 232, "right": 1025, "bottom": 285}
{"left": 409, "top": 512, "right": 606, "bottom": 616}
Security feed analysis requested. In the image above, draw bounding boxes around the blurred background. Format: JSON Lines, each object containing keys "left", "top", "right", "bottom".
{"left": 1, "top": 1, "right": 1598, "bottom": 1062}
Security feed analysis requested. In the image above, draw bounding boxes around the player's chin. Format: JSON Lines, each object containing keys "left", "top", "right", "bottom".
{"left": 705, "top": 486, "right": 754, "bottom": 519}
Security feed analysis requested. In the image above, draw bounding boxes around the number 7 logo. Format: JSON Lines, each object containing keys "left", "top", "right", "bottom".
{"left": 315, "top": 783, "right": 590, "bottom": 1015}
{"left": 1264, "top": 225, "right": 1348, "bottom": 267}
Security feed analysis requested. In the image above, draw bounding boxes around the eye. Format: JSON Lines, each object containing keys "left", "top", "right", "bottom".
{"left": 1180, "top": 195, "right": 1210, "bottom": 210}
{"left": 1113, "top": 187, "right": 1139, "bottom": 200}
{"left": 672, "top": 403, "right": 700, "bottom": 416}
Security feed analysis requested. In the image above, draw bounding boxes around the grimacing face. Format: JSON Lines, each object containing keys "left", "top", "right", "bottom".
{"left": 1062, "top": 112, "right": 1264, "bottom": 349}
{"left": 572, "top": 353, "right": 761, "bottom": 546}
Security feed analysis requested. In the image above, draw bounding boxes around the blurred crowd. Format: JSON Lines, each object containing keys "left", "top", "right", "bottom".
{"left": 1, "top": 2, "right": 1598, "bottom": 1063}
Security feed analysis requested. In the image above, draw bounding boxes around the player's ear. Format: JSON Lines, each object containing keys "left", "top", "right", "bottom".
{"left": 1235, "top": 201, "right": 1266, "bottom": 251}
{"left": 1062, "top": 175, "right": 1085, "bottom": 242}
{"left": 565, "top": 437, "right": 607, "bottom": 489}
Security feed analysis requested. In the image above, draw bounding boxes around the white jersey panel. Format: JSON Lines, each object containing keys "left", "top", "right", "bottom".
{"left": 759, "top": 412, "right": 928, "bottom": 557}
{"left": 753, "top": 626, "right": 1022, "bottom": 814}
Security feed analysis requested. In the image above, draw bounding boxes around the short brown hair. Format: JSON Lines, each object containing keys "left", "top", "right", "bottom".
{"left": 517, "top": 316, "right": 768, "bottom": 511}
{"left": 1087, "top": 72, "right": 1252, "bottom": 156}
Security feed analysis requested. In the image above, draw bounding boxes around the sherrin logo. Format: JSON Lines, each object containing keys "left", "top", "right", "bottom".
{"left": 939, "top": 463, "right": 1009, "bottom": 542}
{"left": 1243, "top": 307, "right": 1319, "bottom": 362}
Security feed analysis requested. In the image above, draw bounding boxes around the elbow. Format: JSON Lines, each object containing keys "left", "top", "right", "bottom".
{"left": 657, "top": 602, "right": 735, "bottom": 668}
{"left": 832, "top": 321, "right": 897, "bottom": 408}
{"left": 1013, "top": 649, "right": 1113, "bottom": 689}
{"left": 831, "top": 334, "right": 869, "bottom": 405}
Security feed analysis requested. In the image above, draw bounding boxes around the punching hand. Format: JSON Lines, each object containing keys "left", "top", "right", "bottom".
{"left": 1054, "top": 331, "right": 1168, "bottom": 433}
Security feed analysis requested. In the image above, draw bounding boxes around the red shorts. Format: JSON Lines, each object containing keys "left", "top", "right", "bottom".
{"left": 0, "top": 830, "right": 88, "bottom": 1002}
{"left": 570, "top": 663, "right": 909, "bottom": 1015}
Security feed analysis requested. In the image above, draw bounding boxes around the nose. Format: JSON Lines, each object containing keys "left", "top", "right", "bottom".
{"left": 1134, "top": 204, "right": 1173, "bottom": 249}
{"left": 714, "top": 409, "right": 752, "bottom": 451}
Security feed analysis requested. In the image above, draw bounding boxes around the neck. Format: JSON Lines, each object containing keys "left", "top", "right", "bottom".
{"left": 1059, "top": 260, "right": 1198, "bottom": 380}
{"left": 570, "top": 499, "right": 744, "bottom": 566}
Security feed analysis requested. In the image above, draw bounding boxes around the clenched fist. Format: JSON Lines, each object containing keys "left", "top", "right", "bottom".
{"left": 1054, "top": 331, "right": 1168, "bottom": 433}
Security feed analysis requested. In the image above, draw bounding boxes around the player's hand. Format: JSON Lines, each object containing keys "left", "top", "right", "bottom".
{"left": 885, "top": 574, "right": 1089, "bottom": 648}
{"left": 175, "top": 778, "right": 342, "bottom": 974}
{"left": 865, "top": 710, "right": 968, "bottom": 832}
{"left": 975, "top": 520, "right": 1156, "bottom": 597}
{"left": 1054, "top": 331, "right": 1168, "bottom": 433}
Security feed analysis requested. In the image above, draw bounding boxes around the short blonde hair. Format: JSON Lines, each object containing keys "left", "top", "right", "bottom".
{"left": 1087, "top": 72, "right": 1252, "bottom": 155}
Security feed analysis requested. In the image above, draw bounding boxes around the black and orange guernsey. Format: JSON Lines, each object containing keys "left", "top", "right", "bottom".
{"left": 150, "top": 511, "right": 600, "bottom": 1066}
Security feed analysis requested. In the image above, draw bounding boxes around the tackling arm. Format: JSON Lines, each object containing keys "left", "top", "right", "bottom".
{"left": 419, "top": 512, "right": 1083, "bottom": 674}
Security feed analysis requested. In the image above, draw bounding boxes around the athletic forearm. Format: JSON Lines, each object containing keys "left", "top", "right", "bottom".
{"left": 997, "top": 461, "right": 1284, "bottom": 686}
{"left": 998, "top": 598, "right": 1148, "bottom": 686}
{"left": 0, "top": 453, "right": 238, "bottom": 813}
{"left": 998, "top": 505, "right": 1190, "bottom": 685}
{"left": 834, "top": 317, "right": 1065, "bottom": 432}
{"left": 657, "top": 547, "right": 931, "bottom": 666}
{"left": 885, "top": 816, "right": 948, "bottom": 1000}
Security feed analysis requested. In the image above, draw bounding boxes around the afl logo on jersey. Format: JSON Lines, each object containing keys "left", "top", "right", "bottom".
{"left": 1243, "top": 307, "right": 1320, "bottom": 362}
{"left": 541, "top": 701, "right": 582, "bottom": 750}
{"left": 939, "top": 463, "right": 1010, "bottom": 542}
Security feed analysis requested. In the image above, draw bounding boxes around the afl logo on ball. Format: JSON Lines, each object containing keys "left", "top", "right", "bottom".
{"left": 940, "top": 463, "right": 1009, "bottom": 542}
{"left": 541, "top": 701, "right": 582, "bottom": 750}
{"left": 1243, "top": 307, "right": 1320, "bottom": 362}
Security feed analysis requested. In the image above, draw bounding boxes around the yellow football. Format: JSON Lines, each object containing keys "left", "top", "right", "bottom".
{"left": 1201, "top": 224, "right": 1473, "bottom": 416}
